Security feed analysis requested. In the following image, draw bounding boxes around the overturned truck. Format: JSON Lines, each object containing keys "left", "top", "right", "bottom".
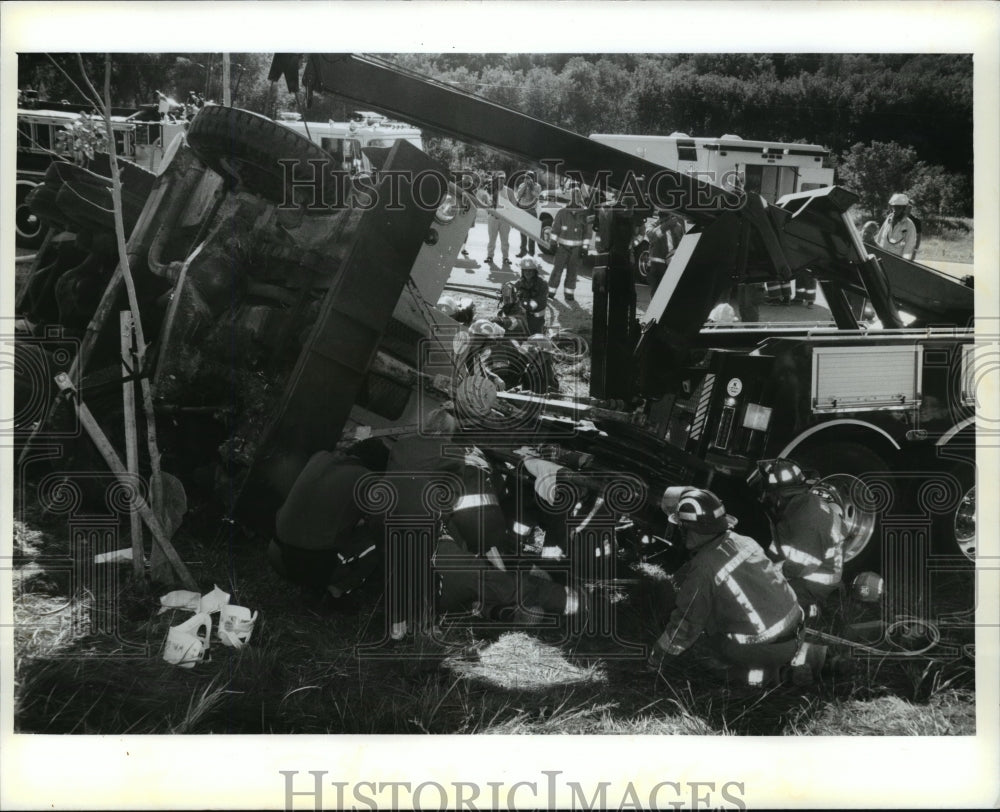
{"left": 15, "top": 55, "right": 977, "bottom": 607}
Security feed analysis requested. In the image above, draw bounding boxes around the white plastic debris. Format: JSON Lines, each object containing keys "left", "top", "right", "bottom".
{"left": 158, "top": 590, "right": 201, "bottom": 614}
{"left": 217, "top": 604, "right": 258, "bottom": 648}
{"left": 94, "top": 548, "right": 134, "bottom": 564}
{"left": 163, "top": 612, "right": 212, "bottom": 668}
{"left": 199, "top": 585, "right": 230, "bottom": 614}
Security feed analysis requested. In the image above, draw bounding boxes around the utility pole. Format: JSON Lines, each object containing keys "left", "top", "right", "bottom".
{"left": 222, "top": 53, "right": 231, "bottom": 107}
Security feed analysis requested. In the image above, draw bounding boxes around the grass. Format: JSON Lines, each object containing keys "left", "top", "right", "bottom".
{"left": 11, "top": 480, "right": 977, "bottom": 736}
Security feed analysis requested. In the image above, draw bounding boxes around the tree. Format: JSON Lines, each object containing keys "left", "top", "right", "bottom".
{"left": 837, "top": 140, "right": 920, "bottom": 221}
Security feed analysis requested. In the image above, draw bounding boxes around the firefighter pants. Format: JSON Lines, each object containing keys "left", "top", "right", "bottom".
{"left": 647, "top": 258, "right": 668, "bottom": 293}
{"left": 794, "top": 271, "right": 816, "bottom": 304}
{"left": 434, "top": 538, "right": 568, "bottom": 617}
{"left": 267, "top": 526, "right": 380, "bottom": 593}
{"left": 487, "top": 217, "right": 510, "bottom": 261}
{"left": 765, "top": 279, "right": 792, "bottom": 303}
{"left": 548, "top": 244, "right": 584, "bottom": 296}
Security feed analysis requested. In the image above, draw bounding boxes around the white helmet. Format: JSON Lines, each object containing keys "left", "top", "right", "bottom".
{"left": 888, "top": 193, "right": 909, "bottom": 206}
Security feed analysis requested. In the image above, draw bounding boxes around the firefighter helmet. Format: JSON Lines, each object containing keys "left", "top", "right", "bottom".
{"left": 888, "top": 193, "right": 909, "bottom": 207}
{"left": 520, "top": 256, "right": 540, "bottom": 273}
{"left": 499, "top": 281, "right": 519, "bottom": 307}
{"left": 667, "top": 488, "right": 731, "bottom": 534}
{"left": 756, "top": 458, "right": 808, "bottom": 492}
{"left": 851, "top": 571, "right": 884, "bottom": 602}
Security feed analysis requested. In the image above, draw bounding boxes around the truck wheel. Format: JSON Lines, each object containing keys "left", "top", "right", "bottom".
{"left": 633, "top": 239, "right": 651, "bottom": 282}
{"left": 791, "top": 441, "right": 888, "bottom": 571}
{"left": 186, "top": 106, "right": 336, "bottom": 208}
{"left": 930, "top": 457, "right": 975, "bottom": 561}
{"left": 16, "top": 181, "right": 47, "bottom": 249}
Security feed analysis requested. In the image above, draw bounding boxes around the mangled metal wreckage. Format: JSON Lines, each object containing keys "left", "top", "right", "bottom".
{"left": 16, "top": 55, "right": 977, "bottom": 603}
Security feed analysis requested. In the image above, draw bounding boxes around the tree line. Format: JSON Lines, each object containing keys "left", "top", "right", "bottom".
{"left": 19, "top": 52, "right": 972, "bottom": 217}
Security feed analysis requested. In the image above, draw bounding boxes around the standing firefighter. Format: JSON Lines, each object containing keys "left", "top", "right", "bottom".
{"left": 644, "top": 210, "right": 678, "bottom": 293}
{"left": 752, "top": 458, "right": 845, "bottom": 616}
{"left": 547, "top": 182, "right": 590, "bottom": 302}
{"left": 875, "top": 192, "right": 919, "bottom": 261}
{"left": 647, "top": 488, "right": 805, "bottom": 685}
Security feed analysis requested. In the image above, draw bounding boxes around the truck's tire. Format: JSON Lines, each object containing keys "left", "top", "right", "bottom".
{"left": 16, "top": 180, "right": 47, "bottom": 249}
{"left": 929, "top": 456, "right": 976, "bottom": 561}
{"left": 186, "top": 105, "right": 337, "bottom": 208}
{"left": 791, "top": 441, "right": 889, "bottom": 573}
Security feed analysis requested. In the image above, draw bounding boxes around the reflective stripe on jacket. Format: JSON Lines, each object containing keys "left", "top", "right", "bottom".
{"left": 657, "top": 531, "right": 803, "bottom": 656}
{"left": 552, "top": 207, "right": 589, "bottom": 247}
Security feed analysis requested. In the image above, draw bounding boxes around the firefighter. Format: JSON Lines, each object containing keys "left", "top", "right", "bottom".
{"left": 547, "top": 182, "right": 590, "bottom": 302}
{"left": 875, "top": 193, "right": 918, "bottom": 261}
{"left": 753, "top": 458, "right": 845, "bottom": 615}
{"left": 434, "top": 530, "right": 582, "bottom": 623}
{"left": 513, "top": 256, "right": 549, "bottom": 334}
{"left": 793, "top": 270, "right": 817, "bottom": 308}
{"left": 646, "top": 488, "right": 805, "bottom": 682}
{"left": 446, "top": 446, "right": 517, "bottom": 566}
{"left": 383, "top": 407, "right": 464, "bottom": 640}
{"left": 644, "top": 211, "right": 676, "bottom": 293}
{"left": 267, "top": 437, "right": 390, "bottom": 600}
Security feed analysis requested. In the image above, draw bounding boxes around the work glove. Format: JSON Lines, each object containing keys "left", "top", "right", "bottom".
{"left": 645, "top": 639, "right": 671, "bottom": 673}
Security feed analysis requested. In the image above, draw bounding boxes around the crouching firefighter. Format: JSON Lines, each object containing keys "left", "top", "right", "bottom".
{"left": 751, "top": 458, "right": 845, "bottom": 617}
{"left": 268, "top": 438, "right": 391, "bottom": 601}
{"left": 646, "top": 488, "right": 806, "bottom": 686}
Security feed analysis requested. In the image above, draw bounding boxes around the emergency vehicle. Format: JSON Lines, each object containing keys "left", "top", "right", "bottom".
{"left": 16, "top": 101, "right": 184, "bottom": 247}
{"left": 275, "top": 110, "right": 423, "bottom": 174}
{"left": 588, "top": 132, "right": 834, "bottom": 203}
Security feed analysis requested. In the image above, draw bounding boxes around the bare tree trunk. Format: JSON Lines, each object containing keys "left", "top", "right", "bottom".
{"left": 78, "top": 54, "right": 170, "bottom": 583}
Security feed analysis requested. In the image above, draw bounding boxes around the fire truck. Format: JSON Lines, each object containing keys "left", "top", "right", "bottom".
{"left": 274, "top": 110, "right": 423, "bottom": 174}
{"left": 15, "top": 100, "right": 185, "bottom": 248}
{"left": 15, "top": 55, "right": 978, "bottom": 594}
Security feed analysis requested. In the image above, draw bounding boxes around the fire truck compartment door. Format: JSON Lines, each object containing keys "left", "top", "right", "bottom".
{"left": 812, "top": 344, "right": 923, "bottom": 412}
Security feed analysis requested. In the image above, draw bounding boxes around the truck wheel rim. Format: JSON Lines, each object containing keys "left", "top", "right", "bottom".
{"left": 637, "top": 249, "right": 650, "bottom": 279}
{"left": 16, "top": 202, "right": 42, "bottom": 239}
{"left": 814, "top": 474, "right": 878, "bottom": 562}
{"left": 954, "top": 485, "right": 976, "bottom": 560}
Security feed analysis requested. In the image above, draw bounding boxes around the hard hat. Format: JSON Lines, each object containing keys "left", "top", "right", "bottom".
{"left": 851, "top": 571, "right": 884, "bottom": 603}
{"left": 756, "top": 458, "right": 808, "bottom": 492}
{"left": 888, "top": 193, "right": 909, "bottom": 206}
{"left": 469, "top": 318, "right": 505, "bottom": 337}
{"left": 437, "top": 295, "right": 459, "bottom": 315}
{"left": 667, "top": 488, "right": 732, "bottom": 534}
{"left": 520, "top": 256, "right": 540, "bottom": 272}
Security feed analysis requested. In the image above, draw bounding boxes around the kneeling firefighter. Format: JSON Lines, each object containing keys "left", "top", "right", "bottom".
{"left": 647, "top": 488, "right": 809, "bottom": 685}
{"left": 268, "top": 438, "right": 390, "bottom": 599}
{"left": 751, "top": 458, "right": 845, "bottom": 616}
